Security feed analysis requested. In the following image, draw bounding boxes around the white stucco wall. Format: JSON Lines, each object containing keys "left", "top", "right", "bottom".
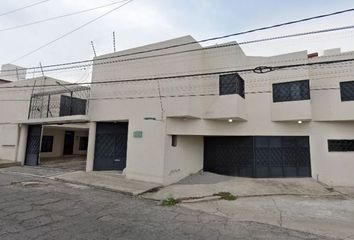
{"left": 163, "top": 135, "right": 203, "bottom": 185}
{"left": 1, "top": 35, "right": 353, "bottom": 187}
{"left": 88, "top": 36, "right": 354, "bottom": 186}
{"left": 0, "top": 124, "right": 19, "bottom": 161}
{"left": 40, "top": 127, "right": 88, "bottom": 159}
{"left": 310, "top": 122, "right": 354, "bottom": 186}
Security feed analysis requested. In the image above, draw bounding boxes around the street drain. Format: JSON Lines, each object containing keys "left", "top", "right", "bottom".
{"left": 12, "top": 181, "right": 49, "bottom": 188}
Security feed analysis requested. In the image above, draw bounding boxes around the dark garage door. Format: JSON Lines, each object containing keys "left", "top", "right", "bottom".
{"left": 204, "top": 136, "right": 311, "bottom": 178}
{"left": 94, "top": 122, "right": 128, "bottom": 171}
{"left": 25, "top": 125, "right": 42, "bottom": 166}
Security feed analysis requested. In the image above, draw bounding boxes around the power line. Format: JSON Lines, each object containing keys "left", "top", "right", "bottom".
{"left": 0, "top": 0, "right": 129, "bottom": 32}
{"left": 0, "top": 57, "right": 354, "bottom": 90}
{"left": 10, "top": 0, "right": 135, "bottom": 63}
{"left": 0, "top": 86, "right": 342, "bottom": 102}
{"left": 0, "top": 0, "right": 51, "bottom": 17}
{"left": 3, "top": 6, "right": 354, "bottom": 72}
{"left": 2, "top": 23, "right": 354, "bottom": 79}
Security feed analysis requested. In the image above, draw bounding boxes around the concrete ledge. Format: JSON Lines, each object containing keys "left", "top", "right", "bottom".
{"left": 0, "top": 160, "right": 20, "bottom": 168}
{"left": 53, "top": 171, "right": 161, "bottom": 196}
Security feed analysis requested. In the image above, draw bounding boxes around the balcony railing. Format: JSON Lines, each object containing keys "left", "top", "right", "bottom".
{"left": 28, "top": 86, "right": 90, "bottom": 119}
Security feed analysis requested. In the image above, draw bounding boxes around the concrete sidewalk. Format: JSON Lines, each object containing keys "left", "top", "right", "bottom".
{"left": 144, "top": 172, "right": 338, "bottom": 201}
{"left": 53, "top": 171, "right": 161, "bottom": 196}
{"left": 0, "top": 159, "right": 20, "bottom": 168}
{"left": 142, "top": 172, "right": 354, "bottom": 239}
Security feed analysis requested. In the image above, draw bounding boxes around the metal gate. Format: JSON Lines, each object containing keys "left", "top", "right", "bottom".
{"left": 24, "top": 125, "right": 42, "bottom": 166}
{"left": 93, "top": 122, "right": 128, "bottom": 171}
{"left": 204, "top": 136, "right": 311, "bottom": 178}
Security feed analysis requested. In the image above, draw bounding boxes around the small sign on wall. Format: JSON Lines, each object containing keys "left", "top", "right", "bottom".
{"left": 133, "top": 131, "right": 143, "bottom": 138}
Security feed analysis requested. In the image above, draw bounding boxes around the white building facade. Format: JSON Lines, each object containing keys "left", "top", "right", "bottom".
{"left": 0, "top": 36, "right": 353, "bottom": 186}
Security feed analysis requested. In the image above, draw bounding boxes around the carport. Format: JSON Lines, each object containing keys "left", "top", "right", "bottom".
{"left": 16, "top": 115, "right": 90, "bottom": 171}
{"left": 24, "top": 123, "right": 89, "bottom": 171}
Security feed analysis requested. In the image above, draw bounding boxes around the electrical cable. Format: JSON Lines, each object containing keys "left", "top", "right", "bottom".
{"left": 10, "top": 0, "right": 135, "bottom": 63}
{"left": 2, "top": 23, "right": 354, "bottom": 79}
{"left": 0, "top": 57, "right": 354, "bottom": 90}
{"left": 0, "top": 0, "right": 51, "bottom": 17}
{"left": 3, "top": 6, "right": 354, "bottom": 71}
{"left": 0, "top": 0, "right": 129, "bottom": 32}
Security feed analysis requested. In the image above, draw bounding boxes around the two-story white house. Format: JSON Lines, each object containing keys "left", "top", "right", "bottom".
{"left": 0, "top": 35, "right": 353, "bottom": 186}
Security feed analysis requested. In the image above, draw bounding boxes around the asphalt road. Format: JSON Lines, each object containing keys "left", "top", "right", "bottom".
{"left": 0, "top": 171, "right": 334, "bottom": 240}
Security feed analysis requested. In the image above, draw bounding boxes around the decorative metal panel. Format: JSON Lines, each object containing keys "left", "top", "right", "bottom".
{"left": 28, "top": 87, "right": 89, "bottom": 119}
{"left": 340, "top": 81, "right": 354, "bottom": 101}
{"left": 328, "top": 139, "right": 354, "bottom": 152}
{"left": 219, "top": 73, "right": 245, "bottom": 98}
{"left": 41, "top": 136, "right": 53, "bottom": 153}
{"left": 273, "top": 80, "right": 310, "bottom": 102}
{"left": 59, "top": 95, "right": 87, "bottom": 117}
{"left": 94, "top": 122, "right": 128, "bottom": 171}
{"left": 25, "top": 125, "right": 42, "bottom": 166}
{"left": 204, "top": 136, "right": 311, "bottom": 178}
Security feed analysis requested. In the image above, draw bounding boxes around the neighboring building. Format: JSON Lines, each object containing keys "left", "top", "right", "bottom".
{"left": 0, "top": 79, "right": 11, "bottom": 84}
{"left": 0, "top": 64, "right": 27, "bottom": 82}
{"left": 0, "top": 36, "right": 353, "bottom": 186}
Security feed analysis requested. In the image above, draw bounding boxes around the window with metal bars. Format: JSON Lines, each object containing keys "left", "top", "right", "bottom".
{"left": 171, "top": 135, "right": 177, "bottom": 147}
{"left": 272, "top": 80, "right": 310, "bottom": 102}
{"left": 79, "top": 136, "right": 88, "bottom": 151}
{"left": 219, "top": 73, "right": 245, "bottom": 98}
{"left": 41, "top": 136, "right": 53, "bottom": 153}
{"left": 328, "top": 139, "right": 354, "bottom": 152}
{"left": 340, "top": 81, "right": 354, "bottom": 101}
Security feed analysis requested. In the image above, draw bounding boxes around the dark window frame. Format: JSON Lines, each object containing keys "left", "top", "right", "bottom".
{"left": 328, "top": 139, "right": 354, "bottom": 152}
{"left": 340, "top": 81, "right": 354, "bottom": 102}
{"left": 272, "top": 80, "right": 310, "bottom": 103}
{"left": 171, "top": 135, "right": 177, "bottom": 147}
{"left": 41, "top": 135, "right": 54, "bottom": 153}
{"left": 219, "top": 73, "right": 245, "bottom": 98}
{"left": 79, "top": 136, "right": 89, "bottom": 151}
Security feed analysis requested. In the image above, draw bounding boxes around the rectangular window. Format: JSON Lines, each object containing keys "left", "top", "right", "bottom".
{"left": 171, "top": 135, "right": 177, "bottom": 147}
{"left": 41, "top": 136, "right": 53, "bottom": 152}
{"left": 328, "top": 139, "right": 354, "bottom": 152}
{"left": 59, "top": 95, "right": 87, "bottom": 117}
{"left": 79, "top": 136, "right": 88, "bottom": 151}
{"left": 273, "top": 80, "right": 310, "bottom": 102}
{"left": 340, "top": 81, "right": 354, "bottom": 101}
{"left": 219, "top": 73, "right": 245, "bottom": 98}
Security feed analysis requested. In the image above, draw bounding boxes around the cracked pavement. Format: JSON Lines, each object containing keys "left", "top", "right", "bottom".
{"left": 0, "top": 172, "right": 335, "bottom": 240}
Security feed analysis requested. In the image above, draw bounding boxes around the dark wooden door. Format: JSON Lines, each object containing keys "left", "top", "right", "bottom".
{"left": 63, "top": 131, "right": 74, "bottom": 155}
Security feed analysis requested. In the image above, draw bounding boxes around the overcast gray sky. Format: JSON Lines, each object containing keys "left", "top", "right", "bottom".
{"left": 1, "top": 0, "right": 354, "bottom": 82}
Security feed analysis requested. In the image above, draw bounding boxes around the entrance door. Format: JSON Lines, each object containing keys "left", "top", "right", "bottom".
{"left": 204, "top": 136, "right": 311, "bottom": 178}
{"left": 94, "top": 122, "right": 128, "bottom": 171}
{"left": 63, "top": 131, "right": 74, "bottom": 155}
{"left": 25, "top": 125, "right": 42, "bottom": 166}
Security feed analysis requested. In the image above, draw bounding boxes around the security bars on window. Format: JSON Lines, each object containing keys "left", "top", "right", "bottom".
{"left": 272, "top": 80, "right": 310, "bottom": 102}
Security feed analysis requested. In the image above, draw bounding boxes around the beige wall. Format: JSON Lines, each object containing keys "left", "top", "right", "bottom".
{"left": 310, "top": 122, "right": 354, "bottom": 186}
{"left": 1, "top": 36, "right": 353, "bottom": 186}
{"left": 89, "top": 36, "right": 354, "bottom": 186}
{"left": 0, "top": 124, "right": 19, "bottom": 161}
{"left": 40, "top": 127, "right": 88, "bottom": 159}
{"left": 164, "top": 135, "right": 203, "bottom": 185}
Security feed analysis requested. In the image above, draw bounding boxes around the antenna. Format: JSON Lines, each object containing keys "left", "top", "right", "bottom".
{"left": 91, "top": 41, "right": 97, "bottom": 57}
{"left": 113, "top": 31, "right": 116, "bottom": 52}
